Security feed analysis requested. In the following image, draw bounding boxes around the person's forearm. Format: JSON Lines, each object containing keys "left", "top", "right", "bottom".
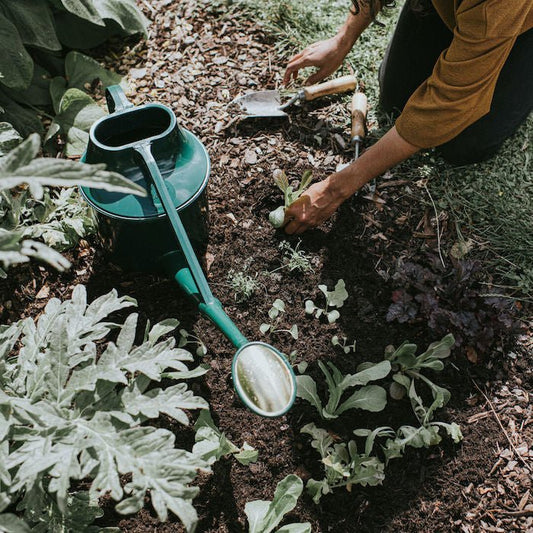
{"left": 328, "top": 126, "right": 419, "bottom": 199}
{"left": 335, "top": 3, "right": 376, "bottom": 52}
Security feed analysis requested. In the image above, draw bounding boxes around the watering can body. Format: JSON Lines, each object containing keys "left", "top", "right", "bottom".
{"left": 80, "top": 86, "right": 210, "bottom": 273}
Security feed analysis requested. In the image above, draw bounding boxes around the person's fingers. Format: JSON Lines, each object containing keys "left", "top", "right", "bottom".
{"left": 306, "top": 67, "right": 332, "bottom": 86}
{"left": 284, "top": 219, "right": 305, "bottom": 235}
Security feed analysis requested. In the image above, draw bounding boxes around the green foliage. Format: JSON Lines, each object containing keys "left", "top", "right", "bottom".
{"left": 297, "top": 334, "right": 462, "bottom": 502}
{"left": 305, "top": 279, "right": 348, "bottom": 324}
{"left": 193, "top": 411, "right": 258, "bottom": 466}
{"left": 228, "top": 269, "right": 261, "bottom": 302}
{"left": 244, "top": 475, "right": 311, "bottom": 533}
{"left": 331, "top": 335, "right": 356, "bottom": 354}
{"left": 0, "top": 0, "right": 147, "bottom": 150}
{"left": 0, "top": 286, "right": 210, "bottom": 532}
{"left": 278, "top": 241, "right": 314, "bottom": 273}
{"left": 0, "top": 132, "right": 145, "bottom": 275}
{"left": 296, "top": 360, "right": 390, "bottom": 419}
{"left": 269, "top": 170, "right": 312, "bottom": 228}
{"left": 260, "top": 299, "right": 298, "bottom": 340}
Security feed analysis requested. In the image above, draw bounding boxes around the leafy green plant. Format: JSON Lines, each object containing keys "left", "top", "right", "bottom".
{"left": 0, "top": 132, "right": 145, "bottom": 275}
{"left": 244, "top": 475, "right": 311, "bottom": 533}
{"left": 331, "top": 335, "right": 356, "bottom": 354}
{"left": 305, "top": 279, "right": 348, "bottom": 324}
{"left": 277, "top": 240, "right": 314, "bottom": 273}
{"left": 177, "top": 326, "right": 208, "bottom": 357}
{"left": 228, "top": 269, "right": 262, "bottom": 302}
{"left": 268, "top": 169, "right": 312, "bottom": 229}
{"left": 0, "top": 285, "right": 212, "bottom": 532}
{"left": 0, "top": 0, "right": 147, "bottom": 145}
{"left": 296, "top": 360, "right": 390, "bottom": 419}
{"left": 297, "top": 334, "right": 462, "bottom": 503}
{"left": 0, "top": 491, "right": 119, "bottom": 532}
{"left": 193, "top": 411, "right": 258, "bottom": 466}
{"left": 260, "top": 299, "right": 298, "bottom": 340}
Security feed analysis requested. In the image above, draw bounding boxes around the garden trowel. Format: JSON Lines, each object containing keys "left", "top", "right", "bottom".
{"left": 230, "top": 75, "right": 358, "bottom": 119}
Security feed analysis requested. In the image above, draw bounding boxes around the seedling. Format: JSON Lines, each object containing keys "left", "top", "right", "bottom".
{"left": 227, "top": 269, "right": 261, "bottom": 302}
{"left": 296, "top": 360, "right": 391, "bottom": 419}
{"left": 268, "top": 169, "right": 313, "bottom": 228}
{"left": 305, "top": 279, "right": 348, "bottom": 324}
{"left": 244, "top": 475, "right": 311, "bottom": 533}
{"left": 260, "top": 298, "right": 298, "bottom": 340}
{"left": 178, "top": 326, "right": 208, "bottom": 357}
{"left": 331, "top": 335, "right": 356, "bottom": 354}
{"left": 278, "top": 240, "right": 314, "bottom": 273}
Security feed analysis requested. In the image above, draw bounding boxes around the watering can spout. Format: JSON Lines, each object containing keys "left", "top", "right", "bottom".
{"left": 160, "top": 252, "right": 248, "bottom": 349}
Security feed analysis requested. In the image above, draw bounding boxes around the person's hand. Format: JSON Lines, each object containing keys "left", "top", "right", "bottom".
{"left": 283, "top": 36, "right": 350, "bottom": 86}
{"left": 283, "top": 179, "right": 345, "bottom": 234}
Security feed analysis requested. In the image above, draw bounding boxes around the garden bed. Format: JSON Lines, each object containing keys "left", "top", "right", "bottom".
{"left": 1, "top": 0, "right": 532, "bottom": 532}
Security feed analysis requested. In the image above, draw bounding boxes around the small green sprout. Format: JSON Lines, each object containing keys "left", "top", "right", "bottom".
{"left": 227, "top": 269, "right": 261, "bottom": 303}
{"left": 259, "top": 298, "right": 299, "bottom": 339}
{"left": 331, "top": 335, "right": 356, "bottom": 354}
{"left": 305, "top": 279, "right": 348, "bottom": 324}
{"left": 178, "top": 328, "right": 207, "bottom": 357}
{"left": 278, "top": 240, "right": 314, "bottom": 273}
{"left": 268, "top": 169, "right": 313, "bottom": 228}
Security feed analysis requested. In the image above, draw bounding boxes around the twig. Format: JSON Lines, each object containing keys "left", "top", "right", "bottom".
{"left": 471, "top": 379, "right": 532, "bottom": 473}
{"left": 424, "top": 184, "right": 445, "bottom": 268}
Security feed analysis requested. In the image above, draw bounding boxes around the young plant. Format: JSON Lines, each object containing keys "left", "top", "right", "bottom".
{"left": 331, "top": 335, "right": 356, "bottom": 354}
{"left": 296, "top": 360, "right": 391, "bottom": 419}
{"left": 178, "top": 325, "right": 208, "bottom": 357}
{"left": 305, "top": 279, "right": 348, "bottom": 324}
{"left": 244, "top": 475, "right": 311, "bottom": 533}
{"left": 0, "top": 286, "right": 213, "bottom": 532}
{"left": 278, "top": 240, "right": 314, "bottom": 273}
{"left": 268, "top": 169, "right": 313, "bottom": 228}
{"left": 260, "top": 299, "right": 298, "bottom": 340}
{"left": 227, "top": 269, "right": 261, "bottom": 302}
{"left": 193, "top": 411, "right": 258, "bottom": 466}
{"left": 386, "top": 333, "right": 455, "bottom": 423}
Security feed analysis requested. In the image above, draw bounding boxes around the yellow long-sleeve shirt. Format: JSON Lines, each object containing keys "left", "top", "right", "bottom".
{"left": 395, "top": 0, "right": 533, "bottom": 148}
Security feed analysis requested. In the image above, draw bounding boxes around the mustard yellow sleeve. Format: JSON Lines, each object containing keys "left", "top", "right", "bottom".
{"left": 395, "top": 0, "right": 530, "bottom": 148}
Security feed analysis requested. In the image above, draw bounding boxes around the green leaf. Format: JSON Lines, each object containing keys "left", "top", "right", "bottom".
{"left": 0, "top": 513, "right": 32, "bottom": 533}
{"left": 65, "top": 51, "right": 123, "bottom": 91}
{"left": 304, "top": 300, "right": 315, "bottom": 314}
{"left": 1, "top": 0, "right": 61, "bottom": 51}
{"left": 46, "top": 88, "right": 106, "bottom": 157}
{"left": 0, "top": 133, "right": 40, "bottom": 173}
{"left": 260, "top": 323, "right": 271, "bottom": 335}
{"left": 3, "top": 65, "right": 52, "bottom": 108}
{"left": 340, "top": 360, "right": 392, "bottom": 389}
{"left": 288, "top": 324, "right": 298, "bottom": 340}
{"left": 268, "top": 206, "right": 286, "bottom": 229}
{"left": 56, "top": 0, "right": 106, "bottom": 26}
{"left": 0, "top": 123, "right": 22, "bottom": 157}
{"left": 295, "top": 375, "right": 323, "bottom": 413}
{"left": 305, "top": 478, "right": 330, "bottom": 504}
{"left": 245, "top": 475, "right": 303, "bottom": 533}
{"left": 335, "top": 385, "right": 388, "bottom": 415}
{"left": 0, "top": 13, "right": 33, "bottom": 90}
{"left": 0, "top": 89, "right": 43, "bottom": 137}
{"left": 235, "top": 443, "right": 259, "bottom": 466}
{"left": 326, "top": 279, "right": 348, "bottom": 308}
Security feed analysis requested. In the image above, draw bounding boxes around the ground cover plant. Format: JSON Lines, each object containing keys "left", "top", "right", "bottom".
{"left": 1, "top": 0, "right": 531, "bottom": 531}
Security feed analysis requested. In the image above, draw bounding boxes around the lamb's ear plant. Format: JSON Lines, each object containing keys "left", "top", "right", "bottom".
{"left": 260, "top": 299, "right": 298, "bottom": 340}
{"left": 227, "top": 268, "right": 262, "bottom": 302}
{"left": 0, "top": 132, "right": 145, "bottom": 276}
{"left": 268, "top": 169, "right": 313, "bottom": 229}
{"left": 305, "top": 279, "right": 348, "bottom": 324}
{"left": 244, "top": 475, "right": 311, "bottom": 533}
{"left": 297, "top": 360, "right": 391, "bottom": 419}
{"left": 0, "top": 285, "right": 216, "bottom": 532}
{"left": 277, "top": 240, "right": 314, "bottom": 273}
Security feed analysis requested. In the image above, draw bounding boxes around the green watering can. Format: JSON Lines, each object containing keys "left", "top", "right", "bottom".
{"left": 80, "top": 85, "right": 296, "bottom": 417}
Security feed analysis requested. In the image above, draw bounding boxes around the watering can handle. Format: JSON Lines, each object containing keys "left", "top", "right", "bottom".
{"left": 105, "top": 85, "right": 133, "bottom": 113}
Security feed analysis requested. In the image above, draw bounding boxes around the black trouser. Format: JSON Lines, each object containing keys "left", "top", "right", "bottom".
{"left": 379, "top": 3, "right": 533, "bottom": 165}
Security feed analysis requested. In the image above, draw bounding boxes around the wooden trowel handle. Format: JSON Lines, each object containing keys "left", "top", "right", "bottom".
{"left": 351, "top": 92, "right": 367, "bottom": 141}
{"left": 303, "top": 75, "right": 357, "bottom": 101}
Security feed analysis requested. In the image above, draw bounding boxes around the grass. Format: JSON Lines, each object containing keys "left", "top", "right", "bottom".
{"left": 206, "top": 0, "right": 533, "bottom": 294}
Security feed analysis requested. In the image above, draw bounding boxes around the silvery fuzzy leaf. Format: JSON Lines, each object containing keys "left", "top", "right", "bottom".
{"left": 0, "top": 513, "right": 32, "bottom": 532}
{"left": 260, "top": 323, "right": 271, "bottom": 335}
{"left": 326, "top": 310, "right": 340, "bottom": 324}
{"left": 305, "top": 478, "right": 330, "bottom": 504}
{"left": 0, "top": 134, "right": 40, "bottom": 174}
{"left": 121, "top": 382, "right": 208, "bottom": 426}
{"left": 304, "top": 300, "right": 315, "bottom": 314}
{"left": 147, "top": 318, "right": 179, "bottom": 344}
{"left": 234, "top": 443, "right": 258, "bottom": 466}
{"left": 289, "top": 324, "right": 298, "bottom": 340}
{"left": 339, "top": 360, "right": 391, "bottom": 389}
{"left": 277, "top": 523, "right": 312, "bottom": 533}
{"left": 0, "top": 122, "right": 22, "bottom": 157}
{"left": 295, "top": 375, "right": 322, "bottom": 414}
{"left": 335, "top": 385, "right": 388, "bottom": 415}
{"left": 300, "top": 423, "right": 333, "bottom": 458}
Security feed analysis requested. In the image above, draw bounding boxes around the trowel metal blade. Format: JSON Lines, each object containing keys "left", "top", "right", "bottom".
{"left": 229, "top": 90, "right": 288, "bottom": 118}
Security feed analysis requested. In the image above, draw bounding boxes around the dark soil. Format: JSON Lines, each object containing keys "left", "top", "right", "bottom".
{"left": 2, "top": 1, "right": 532, "bottom": 532}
